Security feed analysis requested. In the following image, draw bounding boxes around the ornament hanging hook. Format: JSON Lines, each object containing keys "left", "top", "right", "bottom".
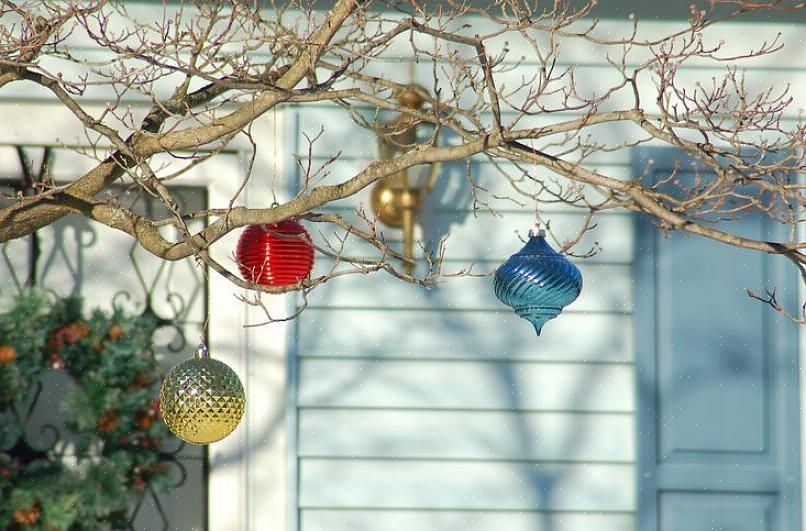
{"left": 531, "top": 199, "right": 546, "bottom": 237}
{"left": 198, "top": 310, "right": 210, "bottom": 359}
{"left": 529, "top": 224, "right": 547, "bottom": 238}
{"left": 200, "top": 307, "right": 209, "bottom": 342}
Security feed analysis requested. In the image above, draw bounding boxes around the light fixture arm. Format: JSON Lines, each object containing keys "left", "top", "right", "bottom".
{"left": 371, "top": 85, "right": 437, "bottom": 275}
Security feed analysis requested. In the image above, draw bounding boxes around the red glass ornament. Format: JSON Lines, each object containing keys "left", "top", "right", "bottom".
{"left": 235, "top": 220, "right": 314, "bottom": 286}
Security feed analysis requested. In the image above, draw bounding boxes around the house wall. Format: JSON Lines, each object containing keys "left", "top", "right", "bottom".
{"left": 287, "top": 16, "right": 806, "bottom": 531}
{"left": 289, "top": 119, "right": 636, "bottom": 531}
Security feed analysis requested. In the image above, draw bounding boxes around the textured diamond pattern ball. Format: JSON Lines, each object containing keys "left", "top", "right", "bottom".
{"left": 160, "top": 349, "right": 245, "bottom": 445}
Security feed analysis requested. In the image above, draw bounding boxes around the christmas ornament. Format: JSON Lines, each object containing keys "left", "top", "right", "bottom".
{"left": 494, "top": 227, "right": 583, "bottom": 336}
{"left": 159, "top": 344, "right": 245, "bottom": 445}
{"left": 235, "top": 220, "right": 314, "bottom": 286}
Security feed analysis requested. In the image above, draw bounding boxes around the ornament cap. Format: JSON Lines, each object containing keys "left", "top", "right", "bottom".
{"left": 195, "top": 344, "right": 210, "bottom": 360}
{"left": 528, "top": 224, "right": 546, "bottom": 238}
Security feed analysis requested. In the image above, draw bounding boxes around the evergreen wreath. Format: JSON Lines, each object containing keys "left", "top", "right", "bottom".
{"left": 0, "top": 291, "right": 179, "bottom": 530}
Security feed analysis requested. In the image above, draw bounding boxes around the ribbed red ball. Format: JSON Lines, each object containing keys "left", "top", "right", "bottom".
{"left": 235, "top": 221, "right": 314, "bottom": 286}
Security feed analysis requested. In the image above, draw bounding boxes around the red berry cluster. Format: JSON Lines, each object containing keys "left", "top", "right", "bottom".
{"left": 12, "top": 504, "right": 40, "bottom": 525}
{"left": 47, "top": 322, "right": 90, "bottom": 370}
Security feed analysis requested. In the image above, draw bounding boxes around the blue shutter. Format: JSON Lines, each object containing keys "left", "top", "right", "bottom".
{"left": 634, "top": 149, "right": 801, "bottom": 531}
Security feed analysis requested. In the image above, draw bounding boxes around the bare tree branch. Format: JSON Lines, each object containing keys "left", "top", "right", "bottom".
{"left": 0, "top": 0, "right": 803, "bottom": 323}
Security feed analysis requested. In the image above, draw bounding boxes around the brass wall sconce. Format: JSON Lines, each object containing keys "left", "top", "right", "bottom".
{"left": 371, "top": 85, "right": 438, "bottom": 274}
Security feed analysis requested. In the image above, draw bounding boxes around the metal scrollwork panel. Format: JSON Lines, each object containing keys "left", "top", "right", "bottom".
{"left": 0, "top": 147, "right": 209, "bottom": 531}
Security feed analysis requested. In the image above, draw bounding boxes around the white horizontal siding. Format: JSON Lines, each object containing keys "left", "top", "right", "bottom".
{"left": 299, "top": 459, "right": 635, "bottom": 511}
{"left": 299, "top": 409, "right": 634, "bottom": 462}
{"left": 309, "top": 211, "right": 634, "bottom": 264}
{"left": 300, "top": 509, "right": 635, "bottom": 531}
{"left": 297, "top": 309, "right": 632, "bottom": 362}
{"left": 307, "top": 263, "right": 631, "bottom": 313}
{"left": 298, "top": 359, "right": 634, "bottom": 412}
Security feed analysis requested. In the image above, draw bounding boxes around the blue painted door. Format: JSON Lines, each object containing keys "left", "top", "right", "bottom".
{"left": 634, "top": 149, "right": 801, "bottom": 531}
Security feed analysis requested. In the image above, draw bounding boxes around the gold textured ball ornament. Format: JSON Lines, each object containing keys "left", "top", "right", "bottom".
{"left": 159, "top": 345, "right": 245, "bottom": 445}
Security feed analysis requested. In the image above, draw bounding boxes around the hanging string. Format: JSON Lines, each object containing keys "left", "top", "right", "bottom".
{"left": 271, "top": 105, "right": 279, "bottom": 207}
{"left": 531, "top": 201, "right": 545, "bottom": 237}
{"left": 199, "top": 311, "right": 210, "bottom": 354}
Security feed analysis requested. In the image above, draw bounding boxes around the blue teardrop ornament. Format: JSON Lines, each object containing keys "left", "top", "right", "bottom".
{"left": 493, "top": 230, "right": 583, "bottom": 336}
